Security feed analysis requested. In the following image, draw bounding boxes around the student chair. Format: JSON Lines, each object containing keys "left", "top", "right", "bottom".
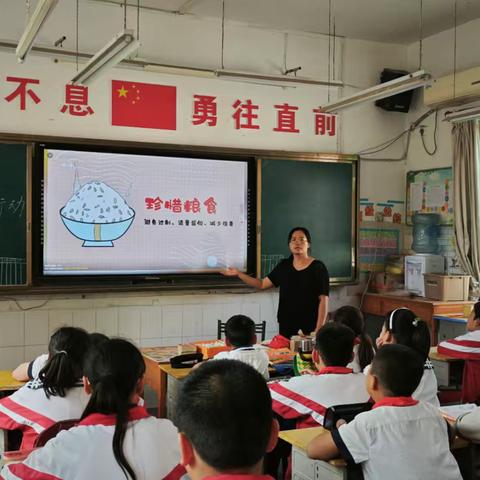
{"left": 461, "top": 360, "right": 480, "bottom": 403}
{"left": 217, "top": 319, "right": 267, "bottom": 342}
{"left": 34, "top": 419, "right": 79, "bottom": 447}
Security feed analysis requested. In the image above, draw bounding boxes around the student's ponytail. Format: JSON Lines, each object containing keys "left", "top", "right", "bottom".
{"left": 357, "top": 332, "right": 375, "bottom": 371}
{"left": 39, "top": 327, "right": 90, "bottom": 398}
{"left": 81, "top": 339, "right": 146, "bottom": 480}
{"left": 333, "top": 306, "right": 374, "bottom": 370}
{"left": 385, "top": 308, "right": 431, "bottom": 363}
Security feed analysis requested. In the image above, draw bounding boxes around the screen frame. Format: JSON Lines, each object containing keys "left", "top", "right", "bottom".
{"left": 32, "top": 142, "right": 257, "bottom": 287}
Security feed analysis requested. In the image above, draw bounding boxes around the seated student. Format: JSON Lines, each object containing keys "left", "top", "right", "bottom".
{"left": 375, "top": 307, "right": 440, "bottom": 406}
{"left": 269, "top": 323, "right": 369, "bottom": 428}
{"left": 438, "top": 301, "right": 480, "bottom": 358}
{"left": 213, "top": 315, "right": 270, "bottom": 380}
{"left": 174, "top": 359, "right": 278, "bottom": 480}
{"left": 12, "top": 331, "right": 109, "bottom": 382}
{"left": 467, "top": 301, "right": 480, "bottom": 332}
{"left": 1, "top": 338, "right": 183, "bottom": 480}
{"left": 307, "top": 344, "right": 462, "bottom": 480}
{"left": 0, "top": 327, "right": 91, "bottom": 449}
{"left": 333, "top": 306, "right": 375, "bottom": 373}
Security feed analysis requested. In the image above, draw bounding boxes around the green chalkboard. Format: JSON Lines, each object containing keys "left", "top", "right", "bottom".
{"left": 0, "top": 144, "right": 27, "bottom": 285}
{"left": 260, "top": 158, "right": 357, "bottom": 283}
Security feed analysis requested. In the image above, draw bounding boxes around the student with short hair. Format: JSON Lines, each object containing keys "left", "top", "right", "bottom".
{"left": 174, "top": 359, "right": 278, "bottom": 480}
{"left": 214, "top": 315, "right": 270, "bottom": 379}
{"left": 0, "top": 327, "right": 91, "bottom": 449}
{"left": 307, "top": 344, "right": 462, "bottom": 480}
{"left": 333, "top": 306, "right": 375, "bottom": 372}
{"left": 269, "top": 323, "right": 369, "bottom": 428}
{"left": 375, "top": 307, "right": 439, "bottom": 406}
{"left": 1, "top": 338, "right": 183, "bottom": 480}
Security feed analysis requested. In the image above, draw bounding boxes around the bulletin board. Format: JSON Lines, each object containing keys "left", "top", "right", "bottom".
{"left": 406, "top": 167, "right": 453, "bottom": 225}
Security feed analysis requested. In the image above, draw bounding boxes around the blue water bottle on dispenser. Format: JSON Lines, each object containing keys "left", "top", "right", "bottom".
{"left": 412, "top": 213, "right": 440, "bottom": 253}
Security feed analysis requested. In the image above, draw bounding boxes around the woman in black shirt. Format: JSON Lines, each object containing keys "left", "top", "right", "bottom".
{"left": 222, "top": 227, "right": 329, "bottom": 338}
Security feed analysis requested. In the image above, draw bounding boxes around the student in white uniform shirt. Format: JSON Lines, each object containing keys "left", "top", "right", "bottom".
{"left": 374, "top": 307, "right": 440, "bottom": 406}
{"left": 269, "top": 323, "right": 370, "bottom": 429}
{"left": 307, "top": 344, "right": 462, "bottom": 480}
{"left": 333, "top": 306, "right": 375, "bottom": 373}
{"left": 1, "top": 338, "right": 183, "bottom": 480}
{"left": 213, "top": 315, "right": 270, "bottom": 380}
{"left": 0, "top": 327, "right": 92, "bottom": 450}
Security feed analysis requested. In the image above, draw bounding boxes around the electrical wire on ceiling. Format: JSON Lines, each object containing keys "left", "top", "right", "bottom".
{"left": 75, "top": 0, "right": 79, "bottom": 70}
{"left": 357, "top": 109, "right": 436, "bottom": 161}
{"left": 221, "top": 0, "right": 225, "bottom": 70}
{"left": 25, "top": 0, "right": 31, "bottom": 25}
{"left": 358, "top": 0, "right": 437, "bottom": 162}
{"left": 137, "top": 0, "right": 140, "bottom": 40}
{"left": 419, "top": 109, "right": 438, "bottom": 155}
{"left": 327, "top": 0, "right": 332, "bottom": 102}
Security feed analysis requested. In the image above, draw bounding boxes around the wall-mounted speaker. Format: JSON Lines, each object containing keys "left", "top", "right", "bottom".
{"left": 375, "top": 68, "right": 414, "bottom": 113}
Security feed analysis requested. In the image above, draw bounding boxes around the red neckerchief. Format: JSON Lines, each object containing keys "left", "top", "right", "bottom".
{"left": 205, "top": 475, "right": 274, "bottom": 480}
{"left": 372, "top": 396, "right": 419, "bottom": 409}
{"left": 317, "top": 366, "right": 354, "bottom": 375}
{"left": 354, "top": 337, "right": 361, "bottom": 345}
{"left": 79, "top": 405, "right": 150, "bottom": 426}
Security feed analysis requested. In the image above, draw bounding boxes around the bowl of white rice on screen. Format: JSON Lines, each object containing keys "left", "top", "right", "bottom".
{"left": 60, "top": 181, "right": 135, "bottom": 247}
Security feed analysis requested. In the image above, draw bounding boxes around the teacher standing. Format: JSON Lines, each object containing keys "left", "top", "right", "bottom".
{"left": 222, "top": 227, "right": 329, "bottom": 338}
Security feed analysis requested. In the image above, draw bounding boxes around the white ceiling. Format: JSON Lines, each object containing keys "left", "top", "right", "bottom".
{"left": 93, "top": 0, "right": 480, "bottom": 44}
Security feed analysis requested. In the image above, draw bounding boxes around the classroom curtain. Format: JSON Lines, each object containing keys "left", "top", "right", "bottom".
{"left": 452, "top": 120, "right": 480, "bottom": 292}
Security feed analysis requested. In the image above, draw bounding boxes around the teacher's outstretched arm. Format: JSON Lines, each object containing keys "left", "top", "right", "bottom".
{"left": 221, "top": 267, "right": 274, "bottom": 290}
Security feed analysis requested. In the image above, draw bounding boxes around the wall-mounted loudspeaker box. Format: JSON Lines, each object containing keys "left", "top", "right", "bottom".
{"left": 375, "top": 68, "right": 414, "bottom": 113}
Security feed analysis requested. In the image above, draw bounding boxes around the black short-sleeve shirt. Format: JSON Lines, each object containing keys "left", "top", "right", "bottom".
{"left": 268, "top": 257, "right": 329, "bottom": 338}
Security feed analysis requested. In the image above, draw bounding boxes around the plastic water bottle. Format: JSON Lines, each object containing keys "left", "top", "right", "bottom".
{"left": 412, "top": 213, "right": 440, "bottom": 253}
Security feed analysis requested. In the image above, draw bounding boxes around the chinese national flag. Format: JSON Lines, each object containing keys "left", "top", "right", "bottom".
{"left": 111, "top": 80, "right": 176, "bottom": 130}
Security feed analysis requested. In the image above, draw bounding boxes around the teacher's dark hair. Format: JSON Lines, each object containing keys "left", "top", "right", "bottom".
{"left": 287, "top": 227, "right": 312, "bottom": 244}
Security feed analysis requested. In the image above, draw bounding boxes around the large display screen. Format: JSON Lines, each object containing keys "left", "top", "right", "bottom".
{"left": 42, "top": 148, "right": 250, "bottom": 276}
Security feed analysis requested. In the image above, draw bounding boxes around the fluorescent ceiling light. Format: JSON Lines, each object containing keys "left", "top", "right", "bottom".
{"left": 71, "top": 30, "right": 140, "bottom": 85}
{"left": 444, "top": 103, "right": 480, "bottom": 123}
{"left": 319, "top": 70, "right": 432, "bottom": 113}
{"left": 16, "top": 0, "right": 59, "bottom": 62}
{"left": 215, "top": 69, "right": 344, "bottom": 88}
{"left": 144, "top": 64, "right": 215, "bottom": 78}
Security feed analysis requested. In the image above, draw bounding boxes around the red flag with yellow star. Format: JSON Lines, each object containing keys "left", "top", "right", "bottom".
{"left": 111, "top": 80, "right": 176, "bottom": 130}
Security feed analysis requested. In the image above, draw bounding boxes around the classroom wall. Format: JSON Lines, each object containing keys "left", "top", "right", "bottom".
{"left": 406, "top": 17, "right": 480, "bottom": 172}
{"left": 0, "top": 2, "right": 408, "bottom": 369}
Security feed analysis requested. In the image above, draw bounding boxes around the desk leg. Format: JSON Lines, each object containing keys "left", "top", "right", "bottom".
{"left": 143, "top": 357, "right": 168, "bottom": 418}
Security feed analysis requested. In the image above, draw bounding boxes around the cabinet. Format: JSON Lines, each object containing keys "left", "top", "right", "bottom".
{"left": 361, "top": 293, "right": 474, "bottom": 346}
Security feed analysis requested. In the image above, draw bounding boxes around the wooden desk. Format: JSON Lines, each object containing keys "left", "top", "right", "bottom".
{"left": 280, "top": 425, "right": 469, "bottom": 480}
{"left": 429, "top": 347, "right": 464, "bottom": 389}
{"left": 142, "top": 349, "right": 192, "bottom": 418}
{"left": 0, "top": 371, "right": 24, "bottom": 392}
{"left": 361, "top": 293, "right": 474, "bottom": 346}
{"left": 280, "top": 427, "right": 348, "bottom": 480}
{"left": 142, "top": 346, "right": 293, "bottom": 418}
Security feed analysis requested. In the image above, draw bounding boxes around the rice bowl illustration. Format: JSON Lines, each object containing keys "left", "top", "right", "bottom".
{"left": 60, "top": 181, "right": 135, "bottom": 247}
